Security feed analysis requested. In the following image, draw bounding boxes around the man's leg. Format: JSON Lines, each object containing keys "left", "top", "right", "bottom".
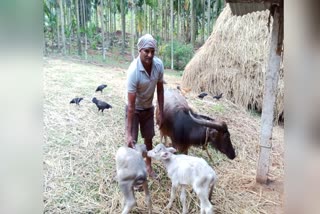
{"left": 140, "top": 107, "right": 156, "bottom": 178}
{"left": 144, "top": 137, "right": 156, "bottom": 177}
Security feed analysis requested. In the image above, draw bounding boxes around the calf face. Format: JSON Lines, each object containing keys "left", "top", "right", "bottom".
{"left": 147, "top": 143, "right": 176, "bottom": 160}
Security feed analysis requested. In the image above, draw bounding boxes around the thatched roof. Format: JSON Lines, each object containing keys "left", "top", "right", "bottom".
{"left": 181, "top": 4, "right": 283, "bottom": 122}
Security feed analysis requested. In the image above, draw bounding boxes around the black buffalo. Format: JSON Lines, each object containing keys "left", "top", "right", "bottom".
{"left": 156, "top": 89, "right": 236, "bottom": 159}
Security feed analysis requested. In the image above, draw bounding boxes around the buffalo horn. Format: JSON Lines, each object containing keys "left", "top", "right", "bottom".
{"left": 188, "top": 110, "right": 224, "bottom": 131}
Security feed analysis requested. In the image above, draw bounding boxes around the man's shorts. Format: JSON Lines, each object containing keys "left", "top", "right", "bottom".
{"left": 125, "top": 106, "right": 155, "bottom": 141}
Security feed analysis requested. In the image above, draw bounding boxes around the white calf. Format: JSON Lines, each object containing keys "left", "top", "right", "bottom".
{"left": 147, "top": 143, "right": 217, "bottom": 214}
{"left": 116, "top": 144, "right": 152, "bottom": 214}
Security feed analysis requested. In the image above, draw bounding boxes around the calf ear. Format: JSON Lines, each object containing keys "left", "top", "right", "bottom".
{"left": 167, "top": 147, "right": 177, "bottom": 153}
{"left": 161, "top": 151, "right": 171, "bottom": 159}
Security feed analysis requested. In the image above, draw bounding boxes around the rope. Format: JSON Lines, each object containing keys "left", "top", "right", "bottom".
{"left": 259, "top": 144, "right": 272, "bottom": 149}
{"left": 203, "top": 127, "right": 213, "bottom": 162}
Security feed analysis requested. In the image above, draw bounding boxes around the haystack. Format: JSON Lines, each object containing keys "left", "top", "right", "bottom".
{"left": 182, "top": 4, "right": 284, "bottom": 122}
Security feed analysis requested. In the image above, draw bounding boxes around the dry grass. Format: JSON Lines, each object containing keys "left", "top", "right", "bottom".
{"left": 44, "top": 57, "right": 284, "bottom": 213}
{"left": 182, "top": 4, "right": 284, "bottom": 123}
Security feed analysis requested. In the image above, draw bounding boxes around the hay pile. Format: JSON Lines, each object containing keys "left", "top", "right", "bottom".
{"left": 182, "top": 4, "right": 284, "bottom": 122}
{"left": 44, "top": 57, "right": 284, "bottom": 213}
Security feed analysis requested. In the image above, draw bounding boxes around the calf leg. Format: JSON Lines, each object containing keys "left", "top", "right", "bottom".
{"left": 119, "top": 182, "right": 136, "bottom": 214}
{"left": 194, "top": 184, "right": 214, "bottom": 214}
{"left": 142, "top": 181, "right": 152, "bottom": 214}
{"left": 180, "top": 185, "right": 188, "bottom": 214}
{"left": 166, "top": 183, "right": 178, "bottom": 209}
{"left": 198, "top": 193, "right": 213, "bottom": 214}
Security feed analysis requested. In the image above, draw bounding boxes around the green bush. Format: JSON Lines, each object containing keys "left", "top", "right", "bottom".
{"left": 158, "top": 40, "right": 194, "bottom": 70}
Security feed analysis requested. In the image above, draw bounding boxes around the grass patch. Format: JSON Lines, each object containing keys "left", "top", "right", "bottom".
{"left": 248, "top": 109, "right": 261, "bottom": 118}
{"left": 211, "top": 103, "right": 225, "bottom": 113}
{"left": 164, "top": 69, "right": 183, "bottom": 77}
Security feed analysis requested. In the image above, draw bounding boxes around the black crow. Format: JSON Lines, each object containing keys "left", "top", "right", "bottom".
{"left": 95, "top": 84, "right": 107, "bottom": 93}
{"left": 198, "top": 92, "right": 208, "bottom": 99}
{"left": 213, "top": 93, "right": 223, "bottom": 100}
{"left": 92, "top": 97, "right": 112, "bottom": 112}
{"left": 177, "top": 85, "right": 181, "bottom": 90}
{"left": 70, "top": 97, "right": 83, "bottom": 105}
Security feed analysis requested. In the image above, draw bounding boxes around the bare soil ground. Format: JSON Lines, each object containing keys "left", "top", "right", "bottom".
{"left": 43, "top": 57, "right": 284, "bottom": 213}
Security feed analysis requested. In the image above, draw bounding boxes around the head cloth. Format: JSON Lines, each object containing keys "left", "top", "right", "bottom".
{"left": 137, "top": 34, "right": 157, "bottom": 51}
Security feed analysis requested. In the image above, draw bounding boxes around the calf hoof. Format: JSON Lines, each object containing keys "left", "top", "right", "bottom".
{"left": 165, "top": 203, "right": 172, "bottom": 210}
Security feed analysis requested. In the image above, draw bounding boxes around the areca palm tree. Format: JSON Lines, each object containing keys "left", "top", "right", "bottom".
{"left": 57, "top": 0, "right": 66, "bottom": 55}
{"left": 120, "top": 0, "right": 126, "bottom": 55}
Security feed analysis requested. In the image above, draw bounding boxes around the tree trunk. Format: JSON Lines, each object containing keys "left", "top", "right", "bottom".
{"left": 58, "top": 0, "right": 66, "bottom": 55}
{"left": 75, "top": 0, "right": 82, "bottom": 55}
{"left": 207, "top": 0, "right": 211, "bottom": 38}
{"left": 154, "top": 11, "right": 158, "bottom": 38}
{"left": 81, "top": 0, "right": 87, "bottom": 59}
{"left": 177, "top": 0, "right": 180, "bottom": 41}
{"left": 256, "top": 7, "right": 281, "bottom": 184}
{"left": 181, "top": 8, "right": 185, "bottom": 42}
{"left": 100, "top": 0, "right": 106, "bottom": 60}
{"left": 95, "top": 2, "right": 99, "bottom": 31}
{"left": 56, "top": 9, "right": 61, "bottom": 51}
{"left": 108, "top": 0, "right": 111, "bottom": 33}
{"left": 120, "top": 0, "right": 126, "bottom": 55}
{"left": 170, "top": 0, "right": 174, "bottom": 69}
{"left": 105, "top": 0, "right": 110, "bottom": 49}
{"left": 160, "top": 0, "right": 164, "bottom": 39}
{"left": 67, "top": 4, "right": 72, "bottom": 54}
{"left": 113, "top": 8, "right": 116, "bottom": 34}
{"left": 149, "top": 6, "right": 152, "bottom": 34}
{"left": 190, "top": 0, "right": 196, "bottom": 47}
{"left": 213, "top": 0, "right": 219, "bottom": 25}
{"left": 109, "top": 0, "right": 113, "bottom": 48}
{"left": 165, "top": 0, "right": 168, "bottom": 41}
{"left": 201, "top": 0, "right": 205, "bottom": 44}
{"left": 131, "top": 3, "right": 135, "bottom": 60}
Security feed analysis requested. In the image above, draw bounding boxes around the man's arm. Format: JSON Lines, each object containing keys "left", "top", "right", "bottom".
{"left": 127, "top": 92, "right": 136, "bottom": 148}
{"left": 156, "top": 81, "right": 164, "bottom": 128}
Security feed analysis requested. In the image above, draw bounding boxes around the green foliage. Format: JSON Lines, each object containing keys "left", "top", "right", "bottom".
{"left": 248, "top": 108, "right": 261, "bottom": 118}
{"left": 90, "top": 33, "right": 102, "bottom": 50}
{"left": 159, "top": 40, "right": 194, "bottom": 70}
{"left": 212, "top": 103, "right": 225, "bottom": 113}
{"left": 86, "top": 22, "right": 97, "bottom": 39}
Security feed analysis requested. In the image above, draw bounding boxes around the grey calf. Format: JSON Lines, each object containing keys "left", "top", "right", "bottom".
{"left": 115, "top": 144, "right": 152, "bottom": 214}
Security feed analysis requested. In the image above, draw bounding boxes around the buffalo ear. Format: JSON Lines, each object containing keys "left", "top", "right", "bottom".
{"left": 161, "top": 151, "right": 171, "bottom": 159}
{"left": 167, "top": 147, "right": 177, "bottom": 154}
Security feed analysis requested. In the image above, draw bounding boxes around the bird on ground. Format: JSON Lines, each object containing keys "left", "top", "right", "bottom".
{"left": 92, "top": 97, "right": 112, "bottom": 113}
{"left": 95, "top": 84, "right": 107, "bottom": 93}
{"left": 177, "top": 85, "right": 181, "bottom": 90}
{"left": 198, "top": 92, "right": 208, "bottom": 99}
{"left": 70, "top": 97, "right": 83, "bottom": 105}
{"left": 213, "top": 93, "right": 223, "bottom": 100}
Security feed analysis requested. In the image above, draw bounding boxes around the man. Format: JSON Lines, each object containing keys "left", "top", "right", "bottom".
{"left": 125, "top": 34, "right": 164, "bottom": 178}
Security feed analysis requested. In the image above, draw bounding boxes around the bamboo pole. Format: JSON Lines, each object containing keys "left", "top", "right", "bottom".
{"left": 256, "top": 6, "right": 281, "bottom": 184}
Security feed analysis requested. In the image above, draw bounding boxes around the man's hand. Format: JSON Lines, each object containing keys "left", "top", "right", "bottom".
{"left": 127, "top": 136, "right": 136, "bottom": 148}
